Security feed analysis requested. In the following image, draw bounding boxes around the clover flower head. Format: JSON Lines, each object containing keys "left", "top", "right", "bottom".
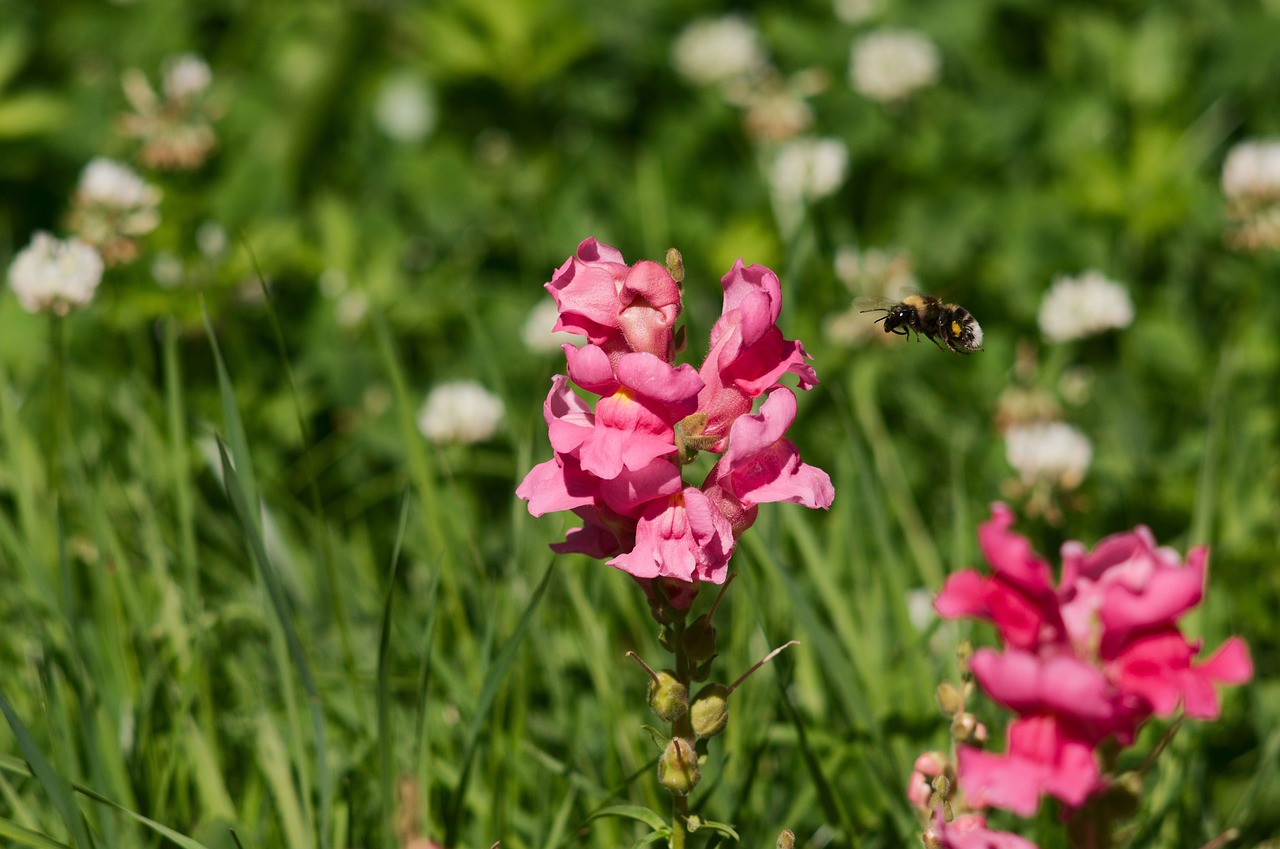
{"left": 1222, "top": 138, "right": 1280, "bottom": 251}
{"left": 120, "top": 55, "right": 219, "bottom": 170}
{"left": 417, "top": 381, "right": 505, "bottom": 445}
{"left": 1037, "top": 270, "right": 1133, "bottom": 342}
{"left": 849, "top": 29, "right": 940, "bottom": 103}
{"left": 769, "top": 137, "right": 849, "bottom": 205}
{"left": 7, "top": 232, "right": 104, "bottom": 315}
{"left": 671, "top": 15, "right": 769, "bottom": 88}
{"left": 518, "top": 239, "right": 832, "bottom": 611}
{"left": 163, "top": 53, "right": 213, "bottom": 102}
{"left": 834, "top": 0, "right": 876, "bottom": 24}
{"left": 69, "top": 158, "right": 162, "bottom": 264}
{"left": 1221, "top": 138, "right": 1280, "bottom": 200}
{"left": 1004, "top": 421, "right": 1091, "bottom": 489}
{"left": 375, "top": 72, "right": 438, "bottom": 144}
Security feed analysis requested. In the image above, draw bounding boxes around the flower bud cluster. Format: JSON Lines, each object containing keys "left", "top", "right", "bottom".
{"left": 517, "top": 239, "right": 833, "bottom": 612}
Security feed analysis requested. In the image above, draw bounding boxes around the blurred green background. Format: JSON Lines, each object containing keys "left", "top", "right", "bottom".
{"left": 1, "top": 1, "right": 1278, "bottom": 848}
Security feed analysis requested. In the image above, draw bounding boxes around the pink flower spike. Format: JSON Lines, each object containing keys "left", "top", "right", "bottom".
{"left": 542, "top": 375, "right": 594, "bottom": 455}
{"left": 608, "top": 487, "right": 734, "bottom": 584}
{"left": 545, "top": 238, "right": 681, "bottom": 361}
{"left": 969, "top": 648, "right": 1118, "bottom": 726}
{"left": 1110, "top": 631, "right": 1252, "bottom": 719}
{"left": 701, "top": 386, "right": 833, "bottom": 534}
{"left": 576, "top": 352, "right": 703, "bottom": 480}
{"left": 930, "top": 811, "right": 1040, "bottom": 849}
{"left": 958, "top": 715, "right": 1101, "bottom": 816}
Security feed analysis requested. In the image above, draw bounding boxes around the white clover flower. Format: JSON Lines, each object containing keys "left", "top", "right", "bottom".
{"left": 834, "top": 0, "right": 877, "bottom": 24}
{"left": 196, "top": 221, "right": 228, "bottom": 259}
{"left": 7, "top": 232, "right": 104, "bottom": 315}
{"left": 1004, "top": 421, "right": 1092, "bottom": 489}
{"left": 163, "top": 53, "right": 212, "bottom": 102}
{"left": 70, "top": 158, "right": 161, "bottom": 264}
{"left": 77, "top": 158, "right": 161, "bottom": 210}
{"left": 374, "top": 72, "right": 438, "bottom": 144}
{"left": 1221, "top": 139, "right": 1280, "bottom": 201}
{"left": 769, "top": 137, "right": 849, "bottom": 204}
{"left": 849, "top": 29, "right": 941, "bottom": 103}
{"left": 824, "top": 245, "right": 920, "bottom": 346}
{"left": 522, "top": 297, "right": 583, "bottom": 353}
{"left": 671, "top": 15, "right": 769, "bottom": 87}
{"left": 417, "top": 381, "right": 505, "bottom": 445}
{"left": 1038, "top": 270, "right": 1134, "bottom": 342}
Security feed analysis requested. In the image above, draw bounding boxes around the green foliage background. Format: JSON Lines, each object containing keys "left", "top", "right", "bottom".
{"left": 1, "top": 1, "right": 1278, "bottom": 847}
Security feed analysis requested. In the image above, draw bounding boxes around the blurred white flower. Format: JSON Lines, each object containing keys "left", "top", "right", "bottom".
{"left": 824, "top": 245, "right": 919, "bottom": 346}
{"left": 522, "top": 297, "right": 583, "bottom": 353}
{"left": 834, "top": 0, "right": 876, "bottom": 24}
{"left": 163, "top": 53, "right": 212, "bottom": 102}
{"left": 78, "top": 158, "right": 160, "bottom": 210}
{"left": 196, "top": 221, "right": 228, "bottom": 259}
{"left": 121, "top": 55, "right": 218, "bottom": 170}
{"left": 150, "top": 250, "right": 184, "bottom": 288}
{"left": 1221, "top": 139, "right": 1280, "bottom": 200}
{"left": 769, "top": 137, "right": 849, "bottom": 204}
{"left": 7, "top": 232, "right": 104, "bottom": 315}
{"left": 849, "top": 29, "right": 941, "bottom": 102}
{"left": 671, "top": 15, "right": 769, "bottom": 88}
{"left": 1221, "top": 139, "right": 1280, "bottom": 251}
{"left": 417, "top": 381, "right": 505, "bottom": 445}
{"left": 374, "top": 72, "right": 437, "bottom": 144}
{"left": 1037, "top": 270, "right": 1134, "bottom": 342}
{"left": 336, "top": 291, "right": 369, "bottom": 328}
{"left": 1004, "top": 421, "right": 1092, "bottom": 489}
{"left": 69, "top": 158, "right": 161, "bottom": 265}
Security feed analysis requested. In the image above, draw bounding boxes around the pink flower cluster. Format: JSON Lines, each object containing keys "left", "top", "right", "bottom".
{"left": 517, "top": 238, "right": 833, "bottom": 602}
{"left": 935, "top": 504, "right": 1253, "bottom": 817}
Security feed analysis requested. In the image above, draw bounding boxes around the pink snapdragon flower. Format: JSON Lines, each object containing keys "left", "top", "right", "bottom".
{"left": 934, "top": 504, "right": 1253, "bottom": 816}
{"left": 518, "top": 239, "right": 833, "bottom": 606}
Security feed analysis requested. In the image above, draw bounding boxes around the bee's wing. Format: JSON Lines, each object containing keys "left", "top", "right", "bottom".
{"left": 854, "top": 295, "right": 898, "bottom": 314}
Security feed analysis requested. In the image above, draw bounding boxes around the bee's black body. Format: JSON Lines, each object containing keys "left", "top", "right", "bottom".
{"left": 862, "top": 294, "right": 984, "bottom": 354}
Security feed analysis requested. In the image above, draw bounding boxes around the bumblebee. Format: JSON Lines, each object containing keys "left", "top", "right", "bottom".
{"left": 861, "top": 294, "right": 984, "bottom": 354}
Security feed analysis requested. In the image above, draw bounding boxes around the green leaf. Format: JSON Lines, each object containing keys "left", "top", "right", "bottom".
{"left": 585, "top": 805, "right": 667, "bottom": 831}
{"left": 0, "top": 694, "right": 94, "bottom": 849}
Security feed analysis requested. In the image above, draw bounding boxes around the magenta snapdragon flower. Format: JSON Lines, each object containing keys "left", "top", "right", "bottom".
{"left": 518, "top": 238, "right": 833, "bottom": 605}
{"left": 934, "top": 504, "right": 1253, "bottom": 816}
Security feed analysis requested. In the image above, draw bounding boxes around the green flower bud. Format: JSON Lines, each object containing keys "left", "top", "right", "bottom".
{"left": 647, "top": 669, "right": 688, "bottom": 723}
{"left": 690, "top": 683, "right": 730, "bottom": 739}
{"left": 935, "top": 681, "right": 963, "bottom": 717}
{"left": 658, "top": 737, "right": 700, "bottom": 795}
{"left": 684, "top": 613, "right": 718, "bottom": 663}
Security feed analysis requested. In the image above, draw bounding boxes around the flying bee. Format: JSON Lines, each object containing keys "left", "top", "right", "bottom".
{"left": 860, "top": 294, "right": 984, "bottom": 354}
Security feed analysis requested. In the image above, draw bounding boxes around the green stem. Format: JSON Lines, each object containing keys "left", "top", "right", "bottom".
{"left": 670, "top": 615, "right": 692, "bottom": 849}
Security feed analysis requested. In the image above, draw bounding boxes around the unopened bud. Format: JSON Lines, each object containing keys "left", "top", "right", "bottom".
{"left": 956, "top": 641, "right": 973, "bottom": 674}
{"left": 776, "top": 829, "right": 795, "bottom": 849}
{"left": 950, "top": 711, "right": 985, "bottom": 745}
{"left": 935, "top": 681, "right": 963, "bottom": 717}
{"left": 665, "top": 247, "right": 685, "bottom": 283}
{"left": 690, "top": 683, "right": 730, "bottom": 738}
{"left": 658, "top": 737, "right": 700, "bottom": 795}
{"left": 1095, "top": 771, "right": 1142, "bottom": 820}
{"left": 684, "top": 613, "right": 717, "bottom": 663}
{"left": 648, "top": 670, "right": 688, "bottom": 723}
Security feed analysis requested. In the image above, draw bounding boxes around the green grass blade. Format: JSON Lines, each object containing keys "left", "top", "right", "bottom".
{"left": 201, "top": 303, "right": 259, "bottom": 515}
{"left": 216, "top": 440, "right": 329, "bottom": 849}
{"left": 0, "top": 693, "right": 94, "bottom": 849}
{"left": 444, "top": 559, "right": 556, "bottom": 844}
{"left": 377, "top": 493, "right": 411, "bottom": 849}
{"left": 0, "top": 816, "right": 72, "bottom": 849}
